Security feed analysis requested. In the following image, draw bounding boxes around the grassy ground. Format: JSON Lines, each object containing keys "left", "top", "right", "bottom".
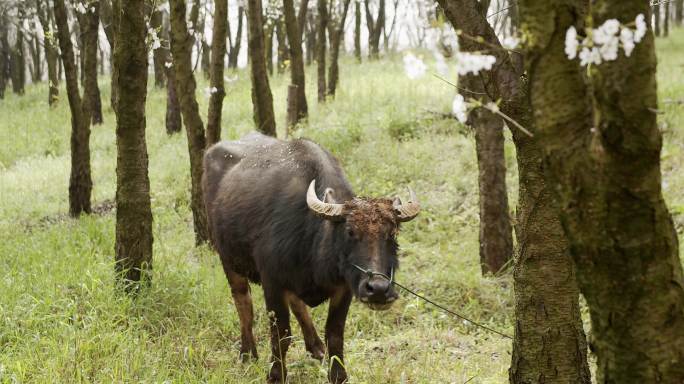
{"left": 1, "top": 29, "right": 682, "bottom": 383}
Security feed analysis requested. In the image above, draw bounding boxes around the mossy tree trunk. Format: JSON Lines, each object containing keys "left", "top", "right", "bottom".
{"left": 436, "top": 1, "right": 592, "bottom": 382}
{"left": 459, "top": 74, "right": 514, "bottom": 275}
{"left": 354, "top": 0, "right": 361, "bottom": 62}
{"left": 316, "top": 0, "right": 328, "bottom": 102}
{"left": 151, "top": 8, "right": 166, "bottom": 88}
{"left": 169, "top": 0, "right": 210, "bottom": 245}
{"left": 227, "top": 6, "right": 244, "bottom": 69}
{"left": 364, "top": 0, "right": 384, "bottom": 59}
{"left": 0, "top": 18, "right": 9, "bottom": 99}
{"left": 54, "top": 0, "right": 93, "bottom": 217}
{"left": 77, "top": 2, "right": 103, "bottom": 125}
{"left": 36, "top": 0, "right": 60, "bottom": 106}
{"left": 283, "top": 0, "right": 309, "bottom": 121}
{"left": 206, "top": 0, "right": 228, "bottom": 146}
{"left": 326, "top": 0, "right": 351, "bottom": 97}
{"left": 10, "top": 6, "right": 26, "bottom": 95}
{"left": 112, "top": 0, "right": 153, "bottom": 287}
{"left": 523, "top": 0, "right": 684, "bottom": 380}
{"left": 247, "top": 0, "right": 277, "bottom": 136}
{"left": 275, "top": 15, "right": 289, "bottom": 73}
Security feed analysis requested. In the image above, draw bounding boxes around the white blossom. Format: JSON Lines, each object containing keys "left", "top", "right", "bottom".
{"left": 455, "top": 52, "right": 496, "bottom": 75}
{"left": 403, "top": 53, "right": 427, "bottom": 80}
{"left": 620, "top": 27, "right": 635, "bottom": 57}
{"left": 599, "top": 36, "right": 619, "bottom": 61}
{"left": 434, "top": 53, "right": 449, "bottom": 76}
{"left": 634, "top": 14, "right": 647, "bottom": 42}
{"left": 565, "top": 26, "right": 579, "bottom": 59}
{"left": 502, "top": 36, "right": 519, "bottom": 50}
{"left": 579, "top": 47, "right": 602, "bottom": 66}
{"left": 165, "top": 61, "right": 173, "bottom": 68}
{"left": 452, "top": 94, "right": 468, "bottom": 124}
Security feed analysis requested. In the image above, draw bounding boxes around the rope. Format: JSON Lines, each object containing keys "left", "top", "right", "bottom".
{"left": 352, "top": 263, "right": 513, "bottom": 340}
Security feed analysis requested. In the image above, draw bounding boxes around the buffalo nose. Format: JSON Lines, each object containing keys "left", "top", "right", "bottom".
{"left": 362, "top": 278, "right": 391, "bottom": 301}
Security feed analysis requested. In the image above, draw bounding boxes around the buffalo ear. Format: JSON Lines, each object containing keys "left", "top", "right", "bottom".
{"left": 393, "top": 196, "right": 402, "bottom": 207}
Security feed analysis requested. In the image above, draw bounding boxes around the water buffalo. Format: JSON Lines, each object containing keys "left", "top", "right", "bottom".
{"left": 202, "top": 132, "right": 420, "bottom": 383}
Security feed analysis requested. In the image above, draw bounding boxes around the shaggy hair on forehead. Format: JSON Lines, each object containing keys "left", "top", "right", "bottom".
{"left": 343, "top": 197, "right": 399, "bottom": 239}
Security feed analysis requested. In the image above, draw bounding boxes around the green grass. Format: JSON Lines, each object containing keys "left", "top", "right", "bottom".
{"left": 1, "top": 29, "right": 683, "bottom": 383}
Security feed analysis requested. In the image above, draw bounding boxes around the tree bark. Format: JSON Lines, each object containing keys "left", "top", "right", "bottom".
{"left": 112, "top": 0, "right": 153, "bottom": 287}
{"left": 77, "top": 2, "right": 103, "bottom": 125}
{"left": 521, "top": 0, "right": 684, "bottom": 381}
{"left": 36, "top": 0, "right": 60, "bottom": 106}
{"left": 305, "top": 16, "right": 316, "bottom": 66}
{"left": 28, "top": 26, "right": 42, "bottom": 84}
{"left": 0, "top": 18, "right": 9, "bottom": 99}
{"left": 10, "top": 7, "right": 26, "bottom": 95}
{"left": 677, "top": 0, "right": 683, "bottom": 26}
{"left": 327, "top": 0, "right": 351, "bottom": 97}
{"left": 459, "top": 77, "right": 513, "bottom": 275}
{"left": 364, "top": 0, "right": 384, "bottom": 59}
{"left": 227, "top": 6, "right": 244, "bottom": 69}
{"left": 436, "top": 1, "right": 592, "bottom": 382}
{"left": 283, "top": 0, "right": 309, "bottom": 121}
{"left": 316, "top": 0, "right": 328, "bottom": 102}
{"left": 169, "top": 0, "right": 210, "bottom": 245}
{"left": 247, "top": 0, "right": 277, "bottom": 136}
{"left": 655, "top": 4, "right": 661, "bottom": 37}
{"left": 354, "top": 0, "right": 361, "bottom": 62}
{"left": 265, "top": 23, "right": 275, "bottom": 75}
{"left": 151, "top": 8, "right": 166, "bottom": 88}
{"left": 100, "top": 0, "right": 117, "bottom": 110}
{"left": 55, "top": 0, "right": 93, "bottom": 217}
{"left": 664, "top": 1, "right": 670, "bottom": 37}
{"left": 275, "top": 15, "right": 289, "bottom": 73}
{"left": 206, "top": 0, "right": 228, "bottom": 146}
{"left": 165, "top": 64, "right": 182, "bottom": 135}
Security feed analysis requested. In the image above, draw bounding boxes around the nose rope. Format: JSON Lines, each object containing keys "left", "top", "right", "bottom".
{"left": 351, "top": 263, "right": 513, "bottom": 340}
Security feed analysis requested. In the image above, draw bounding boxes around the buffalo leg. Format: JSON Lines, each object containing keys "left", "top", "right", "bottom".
{"left": 264, "top": 285, "right": 291, "bottom": 383}
{"left": 326, "top": 288, "right": 352, "bottom": 384}
{"left": 287, "top": 293, "right": 325, "bottom": 360}
{"left": 226, "top": 269, "right": 258, "bottom": 360}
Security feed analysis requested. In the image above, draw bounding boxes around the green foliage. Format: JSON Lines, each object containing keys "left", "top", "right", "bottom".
{"left": 0, "top": 31, "right": 683, "bottom": 382}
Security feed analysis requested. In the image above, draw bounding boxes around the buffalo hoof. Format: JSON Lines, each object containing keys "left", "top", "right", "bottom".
{"left": 306, "top": 338, "right": 326, "bottom": 361}
{"left": 328, "top": 366, "right": 347, "bottom": 384}
{"left": 267, "top": 364, "right": 287, "bottom": 383}
{"left": 239, "top": 346, "right": 258, "bottom": 362}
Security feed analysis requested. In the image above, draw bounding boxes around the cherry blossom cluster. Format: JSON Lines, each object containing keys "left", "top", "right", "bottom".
{"left": 565, "top": 14, "right": 647, "bottom": 66}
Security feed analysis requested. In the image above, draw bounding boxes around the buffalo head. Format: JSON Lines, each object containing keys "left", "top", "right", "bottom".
{"left": 306, "top": 180, "right": 420, "bottom": 310}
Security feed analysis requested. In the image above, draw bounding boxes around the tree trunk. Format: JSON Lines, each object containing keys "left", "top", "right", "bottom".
{"left": 305, "top": 17, "right": 316, "bottom": 66}
{"left": 677, "top": 0, "right": 683, "bottom": 26}
{"left": 151, "top": 8, "right": 166, "bottom": 88}
{"left": 521, "top": 0, "right": 684, "bottom": 381}
{"left": 435, "top": 1, "right": 592, "bottom": 382}
{"left": 11, "top": 9, "right": 26, "bottom": 95}
{"left": 283, "top": 0, "right": 309, "bottom": 121}
{"left": 0, "top": 19, "right": 9, "bottom": 99}
{"left": 265, "top": 23, "right": 274, "bottom": 75}
{"left": 247, "top": 0, "right": 277, "bottom": 136}
{"left": 316, "top": 0, "right": 328, "bottom": 102}
{"left": 28, "top": 28, "right": 42, "bottom": 83}
{"left": 364, "top": 0, "right": 384, "bottom": 59}
{"left": 100, "top": 0, "right": 117, "bottom": 110}
{"left": 169, "top": 0, "right": 210, "bottom": 245}
{"left": 275, "top": 16, "right": 289, "bottom": 73}
{"left": 460, "top": 77, "right": 513, "bottom": 275}
{"left": 508, "top": 0, "right": 519, "bottom": 35}
{"left": 54, "top": 0, "right": 92, "bottom": 216}
{"left": 655, "top": 4, "right": 661, "bottom": 37}
{"left": 327, "top": 0, "right": 351, "bottom": 98}
{"left": 665, "top": 1, "right": 670, "bottom": 37}
{"left": 36, "top": 0, "right": 60, "bottom": 106}
{"left": 286, "top": 83, "right": 298, "bottom": 134}
{"left": 77, "top": 4, "right": 103, "bottom": 125}
{"left": 228, "top": 6, "right": 244, "bottom": 69}
{"left": 112, "top": 0, "right": 153, "bottom": 288}
{"left": 206, "top": 0, "right": 228, "bottom": 146}
{"left": 354, "top": 0, "right": 361, "bottom": 62}
{"left": 162, "top": 16, "right": 181, "bottom": 135}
